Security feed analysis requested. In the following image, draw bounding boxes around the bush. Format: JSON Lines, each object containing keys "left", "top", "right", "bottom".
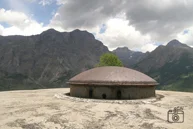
{"left": 96, "top": 53, "right": 123, "bottom": 67}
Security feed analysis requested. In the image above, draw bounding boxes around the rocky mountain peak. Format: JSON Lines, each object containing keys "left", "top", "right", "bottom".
{"left": 70, "top": 29, "right": 95, "bottom": 39}
{"left": 41, "top": 28, "right": 59, "bottom": 34}
{"left": 113, "top": 47, "right": 148, "bottom": 67}
{"left": 167, "top": 39, "right": 189, "bottom": 48}
{"left": 114, "top": 47, "right": 131, "bottom": 52}
{"left": 0, "top": 29, "right": 109, "bottom": 91}
{"left": 72, "top": 29, "right": 81, "bottom": 32}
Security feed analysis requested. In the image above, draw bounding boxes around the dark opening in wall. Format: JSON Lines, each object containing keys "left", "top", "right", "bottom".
{"left": 102, "top": 94, "right": 106, "bottom": 99}
{"left": 128, "top": 94, "right": 130, "bottom": 100}
{"left": 89, "top": 89, "right": 93, "bottom": 98}
{"left": 117, "top": 90, "right": 121, "bottom": 99}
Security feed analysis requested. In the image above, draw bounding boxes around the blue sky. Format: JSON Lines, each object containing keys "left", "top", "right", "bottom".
{"left": 27, "top": 2, "right": 59, "bottom": 25}
{"left": 99, "top": 24, "right": 107, "bottom": 34}
{"left": 0, "top": 0, "right": 60, "bottom": 26}
{"left": 183, "top": 30, "right": 189, "bottom": 35}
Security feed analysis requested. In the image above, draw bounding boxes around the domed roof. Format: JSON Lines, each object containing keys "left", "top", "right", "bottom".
{"left": 68, "top": 66, "right": 158, "bottom": 86}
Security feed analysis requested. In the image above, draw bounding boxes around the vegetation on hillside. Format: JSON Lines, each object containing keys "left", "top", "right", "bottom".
{"left": 148, "top": 53, "right": 193, "bottom": 92}
{"left": 159, "top": 72, "right": 193, "bottom": 92}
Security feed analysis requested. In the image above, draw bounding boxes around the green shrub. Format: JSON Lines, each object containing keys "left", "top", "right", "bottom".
{"left": 96, "top": 53, "right": 123, "bottom": 67}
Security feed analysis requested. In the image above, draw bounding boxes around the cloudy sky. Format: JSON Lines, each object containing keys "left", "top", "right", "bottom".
{"left": 0, "top": 0, "right": 193, "bottom": 52}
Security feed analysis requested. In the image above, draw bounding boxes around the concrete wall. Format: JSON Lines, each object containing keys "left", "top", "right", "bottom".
{"left": 70, "top": 85, "right": 156, "bottom": 99}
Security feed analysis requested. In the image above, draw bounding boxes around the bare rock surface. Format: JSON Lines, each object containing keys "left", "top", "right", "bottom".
{"left": 0, "top": 88, "right": 193, "bottom": 129}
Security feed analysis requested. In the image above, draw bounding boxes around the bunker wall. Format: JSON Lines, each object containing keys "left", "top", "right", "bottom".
{"left": 70, "top": 85, "right": 155, "bottom": 99}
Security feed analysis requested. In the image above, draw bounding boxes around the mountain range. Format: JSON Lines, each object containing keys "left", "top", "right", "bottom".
{"left": 0, "top": 29, "right": 193, "bottom": 92}
{"left": 133, "top": 39, "right": 193, "bottom": 92}
{"left": 114, "top": 39, "right": 193, "bottom": 92}
{"left": 112, "top": 47, "right": 149, "bottom": 67}
{"left": 0, "top": 29, "right": 109, "bottom": 91}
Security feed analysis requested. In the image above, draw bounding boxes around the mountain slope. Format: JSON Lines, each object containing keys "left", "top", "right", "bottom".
{"left": 0, "top": 29, "right": 109, "bottom": 91}
{"left": 113, "top": 47, "right": 149, "bottom": 67}
{"left": 134, "top": 39, "right": 193, "bottom": 91}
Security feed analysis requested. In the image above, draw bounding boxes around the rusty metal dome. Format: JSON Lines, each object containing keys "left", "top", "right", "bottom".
{"left": 68, "top": 66, "right": 158, "bottom": 86}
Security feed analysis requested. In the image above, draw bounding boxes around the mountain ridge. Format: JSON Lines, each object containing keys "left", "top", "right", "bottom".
{"left": 0, "top": 28, "right": 193, "bottom": 92}
{"left": 0, "top": 29, "right": 109, "bottom": 91}
{"left": 133, "top": 40, "right": 193, "bottom": 91}
{"left": 113, "top": 46, "right": 149, "bottom": 67}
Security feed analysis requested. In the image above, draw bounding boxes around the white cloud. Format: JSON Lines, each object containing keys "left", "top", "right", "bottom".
{"left": 0, "top": 8, "right": 49, "bottom": 36}
{"left": 0, "top": 24, "right": 4, "bottom": 35}
{"left": 50, "top": 0, "right": 193, "bottom": 51}
{"left": 0, "top": 9, "right": 28, "bottom": 27}
{"left": 141, "top": 43, "right": 157, "bottom": 52}
{"left": 39, "top": 0, "right": 54, "bottom": 6}
{"left": 0, "top": 7, "right": 156, "bottom": 52}
{"left": 56, "top": 0, "right": 68, "bottom": 5}
{"left": 2, "top": 22, "right": 48, "bottom": 36}
{"left": 1, "top": 0, "right": 193, "bottom": 52}
{"left": 6, "top": 0, "right": 31, "bottom": 15}
{"left": 177, "top": 27, "right": 193, "bottom": 46}
{"left": 95, "top": 17, "right": 153, "bottom": 52}
{"left": 25, "top": 0, "right": 37, "bottom": 2}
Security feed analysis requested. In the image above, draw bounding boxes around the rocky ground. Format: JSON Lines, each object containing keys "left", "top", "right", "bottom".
{"left": 0, "top": 88, "right": 193, "bottom": 129}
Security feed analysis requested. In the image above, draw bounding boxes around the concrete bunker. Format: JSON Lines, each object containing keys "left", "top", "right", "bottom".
{"left": 68, "top": 66, "right": 158, "bottom": 100}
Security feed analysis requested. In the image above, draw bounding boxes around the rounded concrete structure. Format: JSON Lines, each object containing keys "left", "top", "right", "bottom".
{"left": 68, "top": 66, "right": 158, "bottom": 100}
